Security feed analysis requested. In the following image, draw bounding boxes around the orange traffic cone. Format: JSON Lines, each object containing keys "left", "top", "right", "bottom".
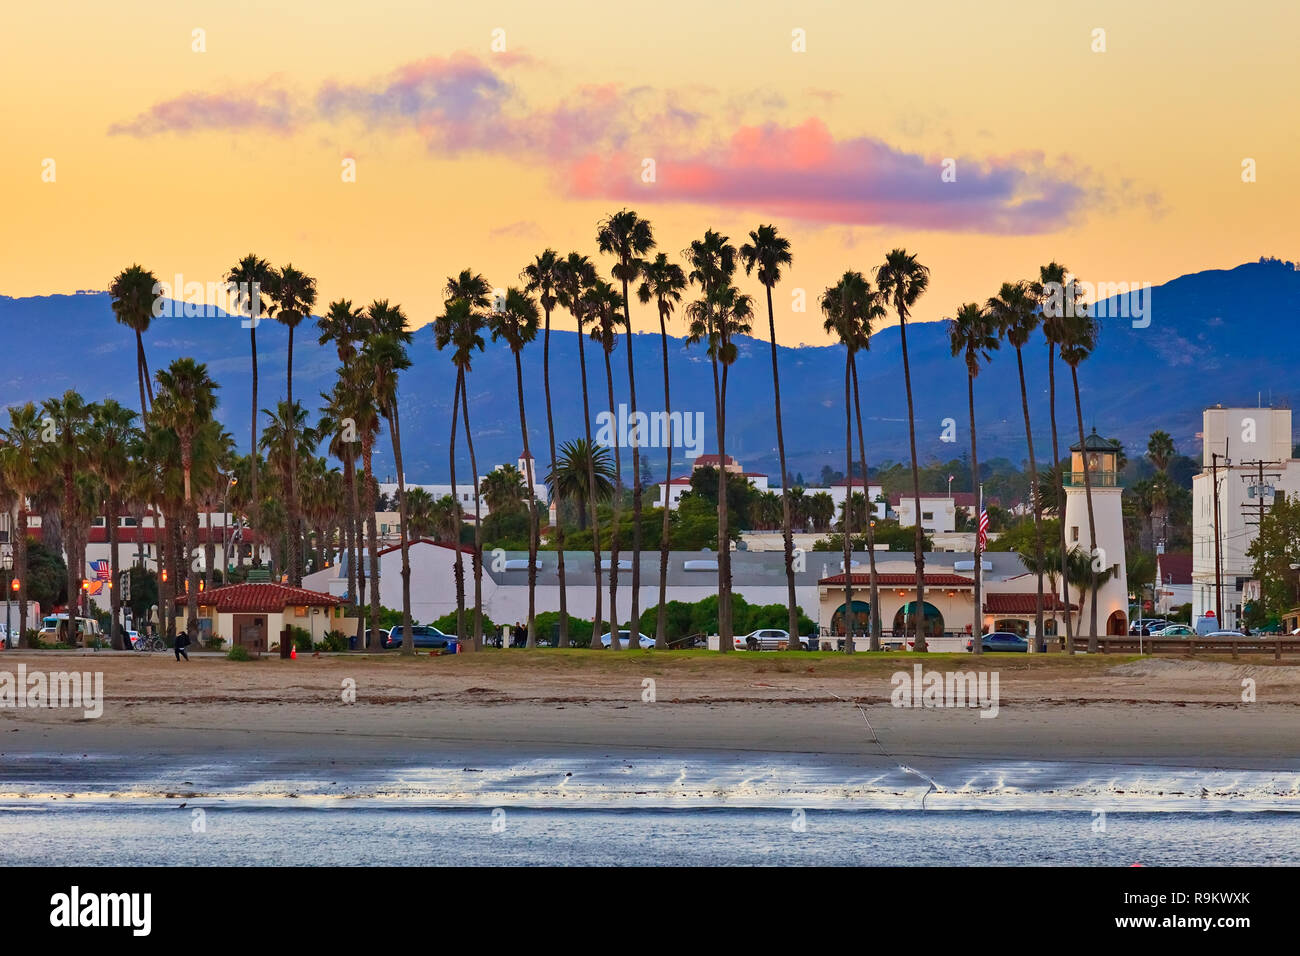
{"left": 290, "top": 646, "right": 297, "bottom": 659}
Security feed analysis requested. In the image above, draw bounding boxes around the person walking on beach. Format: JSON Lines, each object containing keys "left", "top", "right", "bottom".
{"left": 174, "top": 631, "right": 190, "bottom": 662}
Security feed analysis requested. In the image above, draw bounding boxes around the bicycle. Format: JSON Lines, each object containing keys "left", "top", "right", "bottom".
{"left": 133, "top": 634, "right": 167, "bottom": 652}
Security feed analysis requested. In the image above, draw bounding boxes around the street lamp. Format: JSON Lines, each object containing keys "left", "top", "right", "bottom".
{"left": 2, "top": 551, "right": 12, "bottom": 649}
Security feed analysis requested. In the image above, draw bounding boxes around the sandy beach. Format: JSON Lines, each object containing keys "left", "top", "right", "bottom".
{"left": 3, "top": 650, "right": 1298, "bottom": 775}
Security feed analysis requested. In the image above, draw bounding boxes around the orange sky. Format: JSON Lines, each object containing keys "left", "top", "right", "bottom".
{"left": 2, "top": 0, "right": 1295, "bottom": 342}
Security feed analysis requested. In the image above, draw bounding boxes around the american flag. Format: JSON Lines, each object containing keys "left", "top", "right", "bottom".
{"left": 977, "top": 508, "right": 989, "bottom": 552}
{"left": 89, "top": 559, "right": 112, "bottom": 581}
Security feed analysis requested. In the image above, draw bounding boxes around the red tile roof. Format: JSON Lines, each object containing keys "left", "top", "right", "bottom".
{"left": 173, "top": 582, "right": 339, "bottom": 612}
{"left": 692, "top": 454, "right": 737, "bottom": 467}
{"left": 819, "top": 572, "right": 974, "bottom": 587}
{"left": 983, "top": 592, "right": 1077, "bottom": 614}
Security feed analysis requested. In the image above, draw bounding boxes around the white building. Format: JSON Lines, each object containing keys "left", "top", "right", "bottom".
{"left": 655, "top": 454, "right": 771, "bottom": 510}
{"left": 1191, "top": 406, "right": 1299, "bottom": 629}
{"left": 1062, "top": 429, "right": 1130, "bottom": 634}
{"left": 378, "top": 452, "right": 548, "bottom": 519}
{"left": 890, "top": 491, "right": 976, "bottom": 534}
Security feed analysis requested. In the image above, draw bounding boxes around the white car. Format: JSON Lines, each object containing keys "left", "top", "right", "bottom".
{"left": 599, "top": 630, "right": 655, "bottom": 649}
{"left": 734, "top": 629, "right": 810, "bottom": 651}
{"left": 1155, "top": 625, "right": 1195, "bottom": 637}
{"left": 1205, "top": 630, "right": 1246, "bottom": 637}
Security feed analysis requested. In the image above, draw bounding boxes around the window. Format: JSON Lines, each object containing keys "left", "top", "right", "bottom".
{"left": 1070, "top": 526, "right": 1079, "bottom": 542}
{"left": 119, "top": 517, "right": 138, "bottom": 527}
{"left": 92, "top": 517, "right": 106, "bottom": 527}
{"left": 294, "top": 606, "right": 308, "bottom": 618}
{"left": 922, "top": 511, "right": 934, "bottom": 521}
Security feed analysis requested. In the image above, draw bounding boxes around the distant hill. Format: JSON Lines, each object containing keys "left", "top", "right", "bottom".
{"left": 3, "top": 258, "right": 1297, "bottom": 483}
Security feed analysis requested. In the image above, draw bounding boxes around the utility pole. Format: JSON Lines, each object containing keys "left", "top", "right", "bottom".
{"left": 1239, "top": 458, "right": 1282, "bottom": 628}
{"left": 1210, "top": 450, "right": 1228, "bottom": 624}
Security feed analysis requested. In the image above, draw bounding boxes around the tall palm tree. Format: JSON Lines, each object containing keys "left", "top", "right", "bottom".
{"left": 0, "top": 403, "right": 44, "bottom": 645}
{"left": 436, "top": 279, "right": 489, "bottom": 651}
{"left": 522, "top": 250, "right": 572, "bottom": 647}
{"left": 547, "top": 439, "right": 615, "bottom": 530}
{"left": 875, "top": 249, "right": 931, "bottom": 651}
{"left": 948, "top": 303, "right": 1000, "bottom": 653}
{"left": 41, "top": 391, "right": 95, "bottom": 645}
{"left": 740, "top": 224, "right": 805, "bottom": 649}
{"left": 597, "top": 209, "right": 656, "bottom": 653}
{"left": 488, "top": 287, "right": 542, "bottom": 647}
{"left": 684, "top": 230, "right": 740, "bottom": 650}
{"left": 1147, "top": 429, "right": 1176, "bottom": 546}
{"left": 226, "top": 254, "right": 276, "bottom": 567}
{"left": 636, "top": 253, "right": 687, "bottom": 649}
{"left": 555, "top": 252, "right": 605, "bottom": 645}
{"left": 1060, "top": 308, "right": 1102, "bottom": 649}
{"left": 87, "top": 400, "right": 139, "bottom": 649}
{"left": 403, "top": 486, "right": 437, "bottom": 539}
{"left": 364, "top": 301, "right": 415, "bottom": 654}
{"left": 586, "top": 278, "right": 626, "bottom": 645}
{"left": 1038, "top": 262, "right": 1078, "bottom": 653}
{"left": 318, "top": 299, "right": 368, "bottom": 645}
{"left": 153, "top": 358, "right": 219, "bottom": 642}
{"left": 108, "top": 264, "right": 159, "bottom": 416}
{"left": 987, "top": 280, "right": 1047, "bottom": 649}
{"left": 269, "top": 263, "right": 317, "bottom": 586}
{"left": 481, "top": 466, "right": 527, "bottom": 514}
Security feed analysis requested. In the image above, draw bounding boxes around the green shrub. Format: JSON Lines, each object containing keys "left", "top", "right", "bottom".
{"left": 203, "top": 634, "right": 226, "bottom": 650}
{"left": 532, "top": 611, "right": 593, "bottom": 647}
{"left": 291, "top": 626, "right": 313, "bottom": 652}
{"left": 227, "top": 645, "right": 251, "bottom": 661}
{"left": 429, "top": 611, "right": 498, "bottom": 638}
{"left": 320, "top": 630, "right": 348, "bottom": 652}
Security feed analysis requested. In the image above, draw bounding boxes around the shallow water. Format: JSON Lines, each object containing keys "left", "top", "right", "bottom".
{"left": 2, "top": 805, "right": 1297, "bottom": 866}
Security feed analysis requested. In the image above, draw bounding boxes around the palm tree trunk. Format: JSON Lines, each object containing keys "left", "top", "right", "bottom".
{"left": 542, "top": 304, "right": 569, "bottom": 647}
{"left": 135, "top": 331, "right": 149, "bottom": 417}
{"left": 204, "top": 509, "right": 215, "bottom": 590}
{"left": 1049, "top": 343, "right": 1073, "bottom": 654}
{"left": 621, "top": 279, "right": 643, "bottom": 651}
{"left": 388, "top": 405, "right": 414, "bottom": 656}
{"left": 765, "top": 286, "right": 802, "bottom": 650}
{"left": 107, "top": 498, "right": 122, "bottom": 647}
{"left": 655, "top": 309, "right": 673, "bottom": 649}
{"left": 286, "top": 325, "right": 299, "bottom": 586}
{"left": 16, "top": 506, "right": 28, "bottom": 645}
{"left": 710, "top": 339, "right": 732, "bottom": 652}
{"left": 575, "top": 320, "right": 604, "bottom": 648}
{"left": 459, "top": 375, "right": 484, "bottom": 650}
{"left": 249, "top": 325, "right": 261, "bottom": 567}
{"left": 1070, "top": 364, "right": 1101, "bottom": 650}
{"left": 363, "top": 439, "right": 381, "bottom": 650}
{"left": 63, "top": 473, "right": 81, "bottom": 646}
{"left": 850, "top": 355, "right": 882, "bottom": 650}
{"left": 603, "top": 348, "right": 622, "bottom": 649}
{"left": 841, "top": 359, "right": 855, "bottom": 653}
{"left": 513, "top": 352, "right": 539, "bottom": 649}
{"left": 966, "top": 372, "right": 982, "bottom": 655}
{"left": 450, "top": 371, "right": 466, "bottom": 643}
{"left": 185, "top": 499, "right": 200, "bottom": 643}
{"left": 897, "top": 310, "right": 927, "bottom": 651}
{"left": 1013, "top": 345, "right": 1046, "bottom": 652}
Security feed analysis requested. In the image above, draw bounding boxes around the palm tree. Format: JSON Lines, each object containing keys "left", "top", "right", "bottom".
{"left": 1038, "top": 261, "right": 1078, "bottom": 654}
{"left": 1060, "top": 308, "right": 1103, "bottom": 649}
{"left": 1147, "top": 430, "right": 1176, "bottom": 546}
{"left": 87, "top": 400, "right": 139, "bottom": 649}
{"left": 153, "top": 358, "right": 219, "bottom": 642}
{"left": 740, "top": 224, "right": 806, "bottom": 649}
{"left": 948, "top": 303, "right": 1000, "bottom": 653}
{"left": 555, "top": 252, "right": 605, "bottom": 645}
{"left": 636, "top": 252, "right": 687, "bottom": 648}
{"left": 987, "top": 280, "right": 1047, "bottom": 651}
{"left": 522, "top": 250, "right": 573, "bottom": 647}
{"left": 488, "top": 287, "right": 542, "bottom": 647}
{"left": 226, "top": 254, "right": 276, "bottom": 566}
{"left": 547, "top": 439, "right": 615, "bottom": 530}
{"left": 684, "top": 230, "right": 741, "bottom": 650}
{"left": 808, "top": 491, "right": 833, "bottom": 532}
{"left": 42, "top": 391, "right": 96, "bottom": 645}
{"left": 436, "top": 280, "right": 489, "bottom": 650}
{"left": 402, "top": 487, "right": 436, "bottom": 539}
{"left": 268, "top": 264, "right": 317, "bottom": 586}
{"left": 597, "top": 209, "right": 656, "bottom": 653}
{"left": 481, "top": 465, "right": 527, "bottom": 515}
{"left": 0, "top": 403, "right": 44, "bottom": 644}
{"left": 586, "top": 277, "right": 626, "bottom": 646}
{"left": 108, "top": 264, "right": 159, "bottom": 416}
{"left": 876, "top": 249, "right": 931, "bottom": 651}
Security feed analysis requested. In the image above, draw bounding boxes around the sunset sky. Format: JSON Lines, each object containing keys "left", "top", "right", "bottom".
{"left": 3, "top": 0, "right": 1295, "bottom": 343}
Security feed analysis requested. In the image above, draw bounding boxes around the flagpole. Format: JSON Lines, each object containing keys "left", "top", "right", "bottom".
{"left": 975, "top": 483, "right": 983, "bottom": 646}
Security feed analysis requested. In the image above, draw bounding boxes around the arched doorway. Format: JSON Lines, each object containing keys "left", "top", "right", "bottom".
{"left": 893, "top": 601, "right": 944, "bottom": 638}
{"left": 994, "top": 618, "right": 1028, "bottom": 638}
{"left": 1106, "top": 610, "right": 1127, "bottom": 635}
{"left": 832, "top": 601, "right": 871, "bottom": 635}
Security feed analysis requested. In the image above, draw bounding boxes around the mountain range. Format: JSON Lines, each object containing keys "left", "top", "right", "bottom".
{"left": 2, "top": 258, "right": 1296, "bottom": 483}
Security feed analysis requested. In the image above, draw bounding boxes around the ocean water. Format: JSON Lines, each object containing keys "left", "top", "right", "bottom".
{"left": 2, "top": 754, "right": 1297, "bottom": 865}
{"left": 2, "top": 805, "right": 1298, "bottom": 866}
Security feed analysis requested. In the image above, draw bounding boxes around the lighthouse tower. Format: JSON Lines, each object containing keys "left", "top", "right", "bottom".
{"left": 1063, "top": 429, "right": 1130, "bottom": 637}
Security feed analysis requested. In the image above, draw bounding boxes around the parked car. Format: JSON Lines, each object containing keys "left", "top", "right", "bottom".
{"left": 1129, "top": 619, "right": 1168, "bottom": 636}
{"left": 1205, "top": 629, "right": 1246, "bottom": 638}
{"left": 1155, "top": 624, "right": 1195, "bottom": 637}
{"left": 734, "top": 628, "right": 810, "bottom": 651}
{"left": 966, "top": 631, "right": 1028, "bottom": 653}
{"left": 599, "top": 630, "right": 655, "bottom": 649}
{"left": 384, "top": 625, "right": 456, "bottom": 650}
